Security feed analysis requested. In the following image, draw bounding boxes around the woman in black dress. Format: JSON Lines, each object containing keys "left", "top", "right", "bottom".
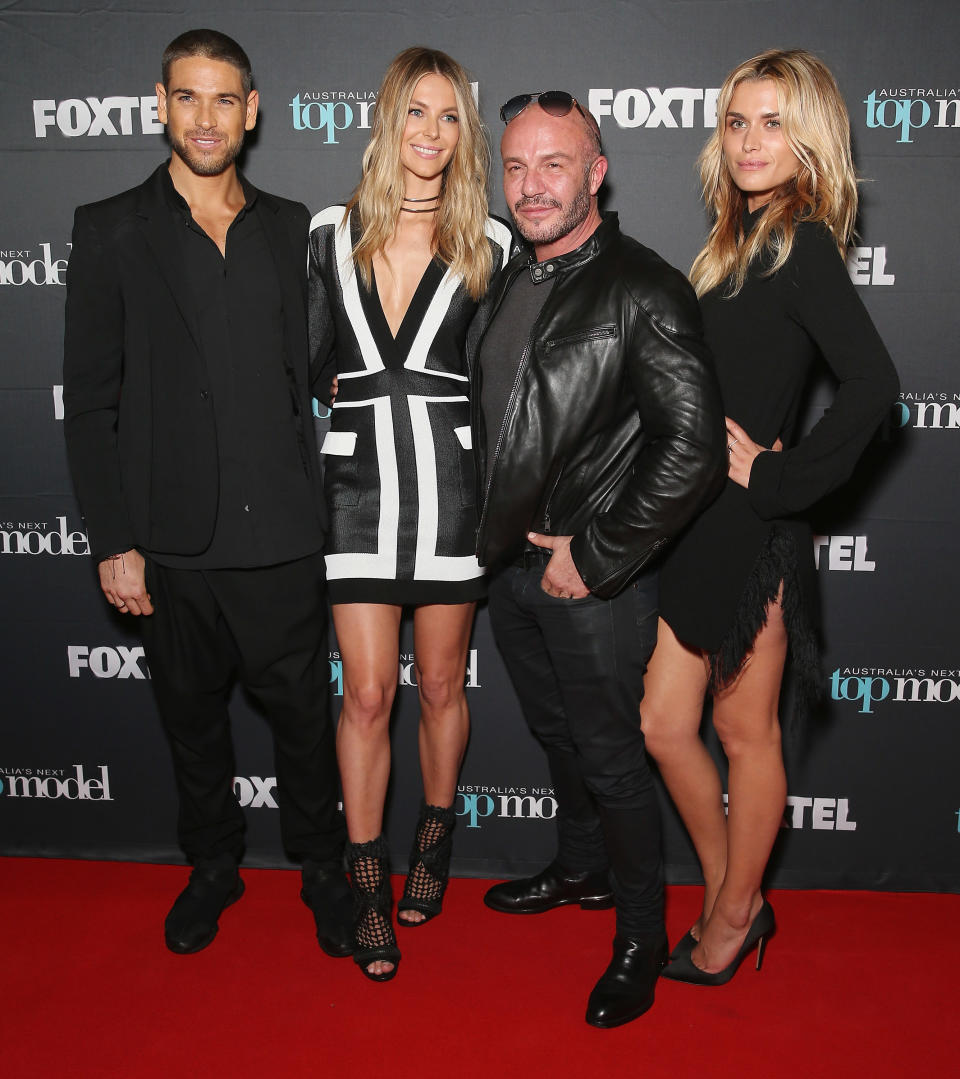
{"left": 308, "top": 47, "right": 510, "bottom": 981}
{"left": 642, "top": 49, "right": 899, "bottom": 984}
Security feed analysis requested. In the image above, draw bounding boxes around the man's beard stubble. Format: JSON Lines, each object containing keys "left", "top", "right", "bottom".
{"left": 513, "top": 179, "right": 591, "bottom": 248}
{"left": 170, "top": 128, "right": 245, "bottom": 177}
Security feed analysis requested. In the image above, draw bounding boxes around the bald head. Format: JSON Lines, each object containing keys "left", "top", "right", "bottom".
{"left": 501, "top": 100, "right": 601, "bottom": 166}
{"left": 501, "top": 103, "right": 608, "bottom": 260}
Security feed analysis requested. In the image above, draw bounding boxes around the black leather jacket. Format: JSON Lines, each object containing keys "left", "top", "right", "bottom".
{"left": 470, "top": 213, "right": 726, "bottom": 598}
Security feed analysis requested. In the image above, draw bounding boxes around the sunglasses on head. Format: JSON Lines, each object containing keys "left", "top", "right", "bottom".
{"left": 499, "top": 90, "right": 602, "bottom": 153}
{"left": 499, "top": 90, "right": 587, "bottom": 124}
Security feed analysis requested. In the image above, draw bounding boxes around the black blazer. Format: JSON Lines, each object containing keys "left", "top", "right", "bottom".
{"left": 63, "top": 164, "right": 324, "bottom": 563}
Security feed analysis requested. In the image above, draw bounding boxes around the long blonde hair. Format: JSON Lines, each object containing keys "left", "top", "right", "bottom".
{"left": 344, "top": 46, "right": 492, "bottom": 301}
{"left": 690, "top": 49, "right": 858, "bottom": 298}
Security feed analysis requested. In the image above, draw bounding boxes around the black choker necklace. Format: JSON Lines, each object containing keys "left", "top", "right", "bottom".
{"left": 403, "top": 194, "right": 439, "bottom": 203}
{"left": 400, "top": 205, "right": 438, "bottom": 213}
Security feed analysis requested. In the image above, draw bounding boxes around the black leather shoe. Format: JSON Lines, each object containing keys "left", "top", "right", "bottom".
{"left": 301, "top": 862, "right": 354, "bottom": 957}
{"left": 585, "top": 933, "right": 668, "bottom": 1028}
{"left": 164, "top": 856, "right": 244, "bottom": 954}
{"left": 483, "top": 861, "right": 613, "bottom": 914}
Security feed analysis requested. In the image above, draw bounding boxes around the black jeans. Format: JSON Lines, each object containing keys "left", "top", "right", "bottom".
{"left": 488, "top": 562, "right": 662, "bottom": 937}
{"left": 139, "top": 552, "right": 343, "bottom": 866}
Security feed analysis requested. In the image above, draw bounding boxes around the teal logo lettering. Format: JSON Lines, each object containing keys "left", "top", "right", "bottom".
{"left": 457, "top": 792, "right": 495, "bottom": 829}
{"left": 829, "top": 669, "right": 890, "bottom": 714}
{"left": 290, "top": 95, "right": 374, "bottom": 143}
{"left": 329, "top": 658, "right": 343, "bottom": 697}
{"left": 864, "top": 91, "right": 930, "bottom": 143}
{"left": 864, "top": 91, "right": 960, "bottom": 144}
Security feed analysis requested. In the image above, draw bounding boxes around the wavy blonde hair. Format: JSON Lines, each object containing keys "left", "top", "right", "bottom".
{"left": 690, "top": 49, "right": 858, "bottom": 298}
{"left": 344, "top": 46, "right": 492, "bottom": 301}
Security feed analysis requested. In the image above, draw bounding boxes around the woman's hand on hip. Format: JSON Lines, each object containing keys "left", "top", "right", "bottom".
{"left": 725, "top": 416, "right": 782, "bottom": 489}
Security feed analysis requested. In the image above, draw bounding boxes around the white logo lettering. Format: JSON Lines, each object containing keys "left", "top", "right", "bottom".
{"left": 894, "top": 396, "right": 960, "bottom": 429}
{"left": 0, "top": 517, "right": 89, "bottom": 556}
{"left": 588, "top": 87, "right": 720, "bottom": 130}
{"left": 33, "top": 96, "right": 162, "bottom": 138}
{"left": 813, "top": 535, "right": 876, "bottom": 572}
{"left": 2, "top": 764, "right": 112, "bottom": 801}
{"left": 233, "top": 776, "right": 279, "bottom": 808}
{"left": 395, "top": 649, "right": 480, "bottom": 689}
{"left": 0, "top": 243, "right": 71, "bottom": 286}
{"left": 67, "top": 645, "right": 150, "bottom": 679}
{"left": 783, "top": 796, "right": 857, "bottom": 831}
{"left": 846, "top": 246, "right": 895, "bottom": 286}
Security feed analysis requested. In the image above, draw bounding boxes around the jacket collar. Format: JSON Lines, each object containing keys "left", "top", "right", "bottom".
{"left": 131, "top": 164, "right": 299, "bottom": 350}
{"left": 158, "top": 162, "right": 260, "bottom": 218}
{"left": 134, "top": 160, "right": 265, "bottom": 215}
{"left": 134, "top": 164, "right": 203, "bottom": 350}
{"left": 520, "top": 211, "right": 621, "bottom": 284}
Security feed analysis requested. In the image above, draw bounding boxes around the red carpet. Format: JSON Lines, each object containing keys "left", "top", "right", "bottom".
{"left": 2, "top": 858, "right": 954, "bottom": 1077}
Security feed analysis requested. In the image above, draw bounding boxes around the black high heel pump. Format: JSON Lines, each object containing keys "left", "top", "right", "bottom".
{"left": 668, "top": 928, "right": 698, "bottom": 961}
{"left": 660, "top": 900, "right": 775, "bottom": 986}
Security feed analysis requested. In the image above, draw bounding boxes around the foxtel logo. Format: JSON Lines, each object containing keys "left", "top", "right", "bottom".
{"left": 33, "top": 96, "right": 164, "bottom": 138}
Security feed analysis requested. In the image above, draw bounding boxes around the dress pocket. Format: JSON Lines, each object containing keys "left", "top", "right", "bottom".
{"left": 320, "top": 430, "right": 357, "bottom": 456}
{"left": 454, "top": 425, "right": 476, "bottom": 507}
{"left": 320, "top": 430, "right": 360, "bottom": 507}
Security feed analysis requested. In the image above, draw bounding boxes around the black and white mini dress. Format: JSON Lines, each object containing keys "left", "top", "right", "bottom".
{"left": 308, "top": 206, "right": 512, "bottom": 605}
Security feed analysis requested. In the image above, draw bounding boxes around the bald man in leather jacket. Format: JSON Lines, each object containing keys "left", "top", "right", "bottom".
{"left": 470, "top": 91, "right": 725, "bottom": 1029}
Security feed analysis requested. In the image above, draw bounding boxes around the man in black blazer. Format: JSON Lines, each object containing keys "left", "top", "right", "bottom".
{"left": 63, "top": 29, "right": 350, "bottom": 958}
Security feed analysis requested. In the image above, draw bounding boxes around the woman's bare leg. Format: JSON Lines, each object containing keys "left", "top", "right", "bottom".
{"left": 692, "top": 595, "right": 788, "bottom": 973}
{"left": 398, "top": 602, "right": 475, "bottom": 923}
{"left": 641, "top": 618, "right": 719, "bottom": 936}
{"left": 333, "top": 602, "right": 403, "bottom": 975}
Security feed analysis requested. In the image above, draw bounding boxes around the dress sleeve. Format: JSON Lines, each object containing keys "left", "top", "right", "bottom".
{"left": 307, "top": 217, "right": 338, "bottom": 404}
{"left": 747, "top": 223, "right": 900, "bottom": 519}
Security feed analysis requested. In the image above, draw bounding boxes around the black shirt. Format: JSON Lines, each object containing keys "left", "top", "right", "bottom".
{"left": 151, "top": 169, "right": 322, "bottom": 569}
{"left": 479, "top": 260, "right": 551, "bottom": 460}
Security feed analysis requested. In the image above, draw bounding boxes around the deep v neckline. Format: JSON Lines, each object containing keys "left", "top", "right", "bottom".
{"left": 364, "top": 257, "right": 446, "bottom": 363}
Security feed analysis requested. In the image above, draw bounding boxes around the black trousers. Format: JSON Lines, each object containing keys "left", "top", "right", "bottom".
{"left": 139, "top": 552, "right": 343, "bottom": 866}
{"left": 488, "top": 561, "right": 663, "bottom": 937}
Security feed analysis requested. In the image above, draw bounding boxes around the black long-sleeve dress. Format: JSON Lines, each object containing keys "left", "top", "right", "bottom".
{"left": 308, "top": 206, "right": 512, "bottom": 605}
{"left": 658, "top": 211, "right": 900, "bottom": 709}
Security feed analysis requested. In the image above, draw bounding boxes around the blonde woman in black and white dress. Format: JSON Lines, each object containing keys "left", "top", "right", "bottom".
{"left": 308, "top": 46, "right": 510, "bottom": 982}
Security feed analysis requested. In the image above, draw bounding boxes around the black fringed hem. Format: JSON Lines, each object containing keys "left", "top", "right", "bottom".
{"left": 707, "top": 525, "right": 821, "bottom": 729}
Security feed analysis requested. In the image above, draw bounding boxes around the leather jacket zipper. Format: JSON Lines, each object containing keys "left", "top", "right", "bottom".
{"left": 544, "top": 324, "right": 617, "bottom": 350}
{"left": 541, "top": 463, "right": 564, "bottom": 534}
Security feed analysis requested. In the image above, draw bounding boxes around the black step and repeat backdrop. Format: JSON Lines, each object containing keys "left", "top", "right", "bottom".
{"left": 1, "top": 0, "right": 957, "bottom": 892}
